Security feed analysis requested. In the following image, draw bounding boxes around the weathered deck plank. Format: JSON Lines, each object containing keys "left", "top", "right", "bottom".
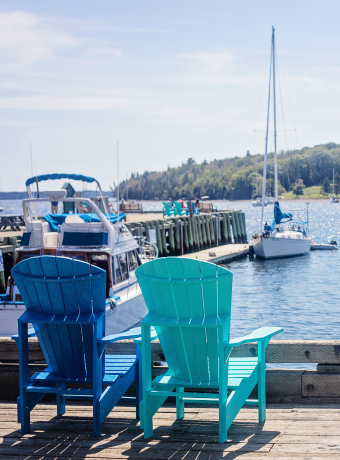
{"left": 1, "top": 402, "right": 340, "bottom": 458}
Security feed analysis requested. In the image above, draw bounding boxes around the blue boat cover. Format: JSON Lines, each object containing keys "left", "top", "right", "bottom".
{"left": 270, "top": 201, "right": 292, "bottom": 230}
{"left": 26, "top": 174, "right": 96, "bottom": 187}
{"left": 44, "top": 213, "right": 126, "bottom": 232}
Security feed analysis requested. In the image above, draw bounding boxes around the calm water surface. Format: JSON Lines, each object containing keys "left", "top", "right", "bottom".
{"left": 2, "top": 199, "right": 339, "bottom": 341}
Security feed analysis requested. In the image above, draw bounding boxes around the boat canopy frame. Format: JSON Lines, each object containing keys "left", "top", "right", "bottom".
{"left": 25, "top": 173, "right": 110, "bottom": 219}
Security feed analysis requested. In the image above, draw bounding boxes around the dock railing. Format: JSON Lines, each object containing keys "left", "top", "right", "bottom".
{"left": 1, "top": 337, "right": 340, "bottom": 402}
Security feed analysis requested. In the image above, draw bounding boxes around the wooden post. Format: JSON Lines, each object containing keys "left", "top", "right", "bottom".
{"left": 241, "top": 212, "right": 248, "bottom": 243}
{"left": 168, "top": 223, "right": 175, "bottom": 254}
{"left": 205, "top": 214, "right": 211, "bottom": 247}
{"left": 217, "top": 213, "right": 222, "bottom": 244}
{"left": 201, "top": 215, "right": 207, "bottom": 247}
{"left": 143, "top": 221, "right": 150, "bottom": 243}
{"left": 222, "top": 213, "right": 228, "bottom": 244}
{"left": 210, "top": 215, "right": 215, "bottom": 245}
{"left": 226, "top": 213, "right": 232, "bottom": 244}
{"left": 174, "top": 218, "right": 180, "bottom": 253}
{"left": 197, "top": 216, "right": 203, "bottom": 249}
{"left": 159, "top": 220, "right": 167, "bottom": 255}
{"left": 187, "top": 216, "right": 194, "bottom": 248}
{"left": 236, "top": 212, "right": 245, "bottom": 243}
{"left": 230, "top": 212, "right": 238, "bottom": 243}
{"left": 188, "top": 200, "right": 194, "bottom": 217}
{"left": 183, "top": 218, "right": 189, "bottom": 251}
{"left": 154, "top": 221, "right": 163, "bottom": 257}
{"left": 193, "top": 216, "right": 200, "bottom": 250}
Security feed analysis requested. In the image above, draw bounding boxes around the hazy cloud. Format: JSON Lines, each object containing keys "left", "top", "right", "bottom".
{"left": 0, "top": 11, "right": 78, "bottom": 67}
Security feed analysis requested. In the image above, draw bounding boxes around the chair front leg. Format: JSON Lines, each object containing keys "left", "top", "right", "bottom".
{"left": 18, "top": 322, "right": 30, "bottom": 434}
{"left": 141, "top": 324, "right": 153, "bottom": 439}
{"left": 136, "top": 344, "right": 142, "bottom": 420}
{"left": 258, "top": 340, "right": 266, "bottom": 423}
{"left": 57, "top": 384, "right": 66, "bottom": 416}
{"left": 93, "top": 324, "right": 104, "bottom": 437}
{"left": 176, "top": 387, "right": 184, "bottom": 420}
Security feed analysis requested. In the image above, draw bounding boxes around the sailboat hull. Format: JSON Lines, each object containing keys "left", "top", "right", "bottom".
{"left": 252, "top": 234, "right": 311, "bottom": 259}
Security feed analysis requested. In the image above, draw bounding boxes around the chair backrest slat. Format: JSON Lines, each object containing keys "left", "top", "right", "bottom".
{"left": 136, "top": 257, "right": 233, "bottom": 384}
{"left": 12, "top": 256, "right": 107, "bottom": 379}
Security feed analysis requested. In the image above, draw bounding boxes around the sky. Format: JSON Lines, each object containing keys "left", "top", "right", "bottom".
{"left": 1, "top": 0, "right": 340, "bottom": 191}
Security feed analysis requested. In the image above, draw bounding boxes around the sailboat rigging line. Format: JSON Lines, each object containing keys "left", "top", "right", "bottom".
{"left": 253, "top": 40, "right": 273, "bottom": 162}
{"left": 272, "top": 27, "right": 278, "bottom": 201}
{"left": 276, "top": 48, "right": 298, "bottom": 150}
{"left": 253, "top": 48, "right": 273, "bottom": 134}
{"left": 261, "top": 29, "right": 273, "bottom": 230}
{"left": 117, "top": 140, "right": 119, "bottom": 226}
{"left": 276, "top": 49, "right": 289, "bottom": 153}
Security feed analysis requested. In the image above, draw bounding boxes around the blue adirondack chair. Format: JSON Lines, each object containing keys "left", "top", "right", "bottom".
{"left": 135, "top": 258, "right": 282, "bottom": 443}
{"left": 162, "top": 202, "right": 175, "bottom": 218}
{"left": 174, "top": 201, "right": 188, "bottom": 216}
{"left": 187, "top": 201, "right": 199, "bottom": 215}
{"left": 11, "top": 255, "right": 142, "bottom": 437}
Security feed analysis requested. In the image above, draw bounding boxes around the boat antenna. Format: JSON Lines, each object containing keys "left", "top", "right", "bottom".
{"left": 29, "top": 142, "right": 39, "bottom": 198}
{"left": 117, "top": 140, "right": 119, "bottom": 225}
{"left": 261, "top": 29, "right": 273, "bottom": 228}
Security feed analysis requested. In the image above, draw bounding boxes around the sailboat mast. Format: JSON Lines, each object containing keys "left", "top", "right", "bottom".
{"left": 261, "top": 33, "right": 273, "bottom": 228}
{"left": 255, "top": 156, "right": 258, "bottom": 195}
{"left": 272, "top": 26, "right": 278, "bottom": 201}
{"left": 333, "top": 168, "right": 335, "bottom": 195}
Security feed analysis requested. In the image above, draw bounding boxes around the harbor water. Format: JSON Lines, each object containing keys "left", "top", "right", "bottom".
{"left": 1, "top": 199, "right": 339, "bottom": 341}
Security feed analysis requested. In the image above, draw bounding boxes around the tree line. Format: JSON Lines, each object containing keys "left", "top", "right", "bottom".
{"left": 117, "top": 142, "right": 340, "bottom": 201}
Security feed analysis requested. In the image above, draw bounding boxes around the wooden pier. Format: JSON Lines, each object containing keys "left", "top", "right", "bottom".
{"left": 0, "top": 401, "right": 339, "bottom": 458}
{"left": 183, "top": 243, "right": 249, "bottom": 263}
{"left": 126, "top": 211, "right": 248, "bottom": 258}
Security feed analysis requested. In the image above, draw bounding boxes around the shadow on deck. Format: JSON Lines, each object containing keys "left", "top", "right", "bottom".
{"left": 1, "top": 401, "right": 340, "bottom": 459}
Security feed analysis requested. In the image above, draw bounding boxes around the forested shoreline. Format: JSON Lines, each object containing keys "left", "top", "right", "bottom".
{"left": 119, "top": 142, "right": 340, "bottom": 201}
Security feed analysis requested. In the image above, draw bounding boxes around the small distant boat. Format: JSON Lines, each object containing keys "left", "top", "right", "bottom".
{"left": 311, "top": 241, "right": 339, "bottom": 251}
{"left": 251, "top": 196, "right": 275, "bottom": 207}
{"left": 0, "top": 206, "right": 3, "bottom": 212}
{"left": 330, "top": 169, "right": 339, "bottom": 203}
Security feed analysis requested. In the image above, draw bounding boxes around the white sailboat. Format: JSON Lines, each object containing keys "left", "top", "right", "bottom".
{"left": 330, "top": 168, "right": 339, "bottom": 203}
{"left": 251, "top": 27, "right": 311, "bottom": 259}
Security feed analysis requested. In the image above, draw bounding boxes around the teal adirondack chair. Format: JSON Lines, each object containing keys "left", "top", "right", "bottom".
{"left": 135, "top": 258, "right": 282, "bottom": 443}
{"left": 174, "top": 201, "right": 188, "bottom": 216}
{"left": 162, "top": 202, "right": 175, "bottom": 218}
{"left": 11, "top": 255, "right": 142, "bottom": 437}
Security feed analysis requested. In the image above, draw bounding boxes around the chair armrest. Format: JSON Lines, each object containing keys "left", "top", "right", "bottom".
{"left": 11, "top": 328, "right": 36, "bottom": 345}
{"left": 224, "top": 327, "right": 283, "bottom": 348}
{"left": 97, "top": 326, "right": 142, "bottom": 344}
{"left": 134, "top": 327, "right": 158, "bottom": 344}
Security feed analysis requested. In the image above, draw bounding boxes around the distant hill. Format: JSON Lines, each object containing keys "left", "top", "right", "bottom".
{"left": 0, "top": 190, "right": 112, "bottom": 200}
{"left": 119, "top": 143, "right": 340, "bottom": 201}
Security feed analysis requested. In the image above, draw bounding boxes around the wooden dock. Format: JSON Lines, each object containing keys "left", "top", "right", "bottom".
{"left": 1, "top": 401, "right": 340, "bottom": 458}
{"left": 183, "top": 243, "right": 249, "bottom": 263}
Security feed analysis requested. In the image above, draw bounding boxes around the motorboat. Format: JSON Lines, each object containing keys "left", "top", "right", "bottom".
{"left": 251, "top": 28, "right": 311, "bottom": 259}
{"left": 0, "top": 173, "right": 157, "bottom": 337}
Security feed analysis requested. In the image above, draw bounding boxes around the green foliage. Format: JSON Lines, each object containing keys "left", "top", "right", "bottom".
{"left": 322, "top": 177, "right": 330, "bottom": 194}
{"left": 292, "top": 179, "right": 305, "bottom": 198}
{"left": 120, "top": 142, "right": 340, "bottom": 201}
{"left": 335, "top": 172, "right": 340, "bottom": 196}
